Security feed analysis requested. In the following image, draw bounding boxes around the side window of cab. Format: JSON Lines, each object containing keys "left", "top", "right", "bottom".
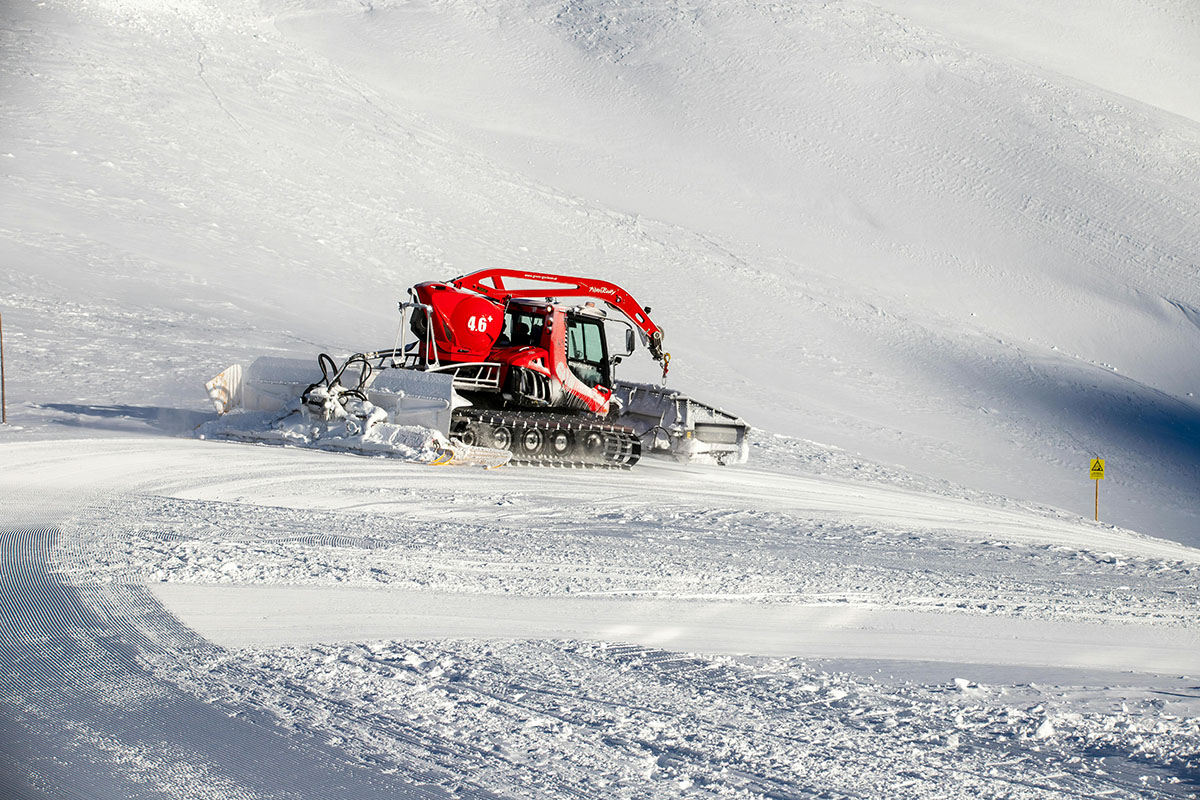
{"left": 502, "top": 311, "right": 545, "bottom": 348}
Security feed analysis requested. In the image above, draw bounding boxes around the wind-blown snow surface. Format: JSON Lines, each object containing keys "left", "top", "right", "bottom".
{"left": 3, "top": 0, "right": 1200, "bottom": 797}
{"left": 3, "top": 0, "right": 1200, "bottom": 541}
{"left": 4, "top": 438, "right": 1200, "bottom": 798}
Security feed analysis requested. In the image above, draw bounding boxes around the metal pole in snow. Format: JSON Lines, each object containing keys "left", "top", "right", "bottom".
{"left": 1094, "top": 479, "right": 1098, "bottom": 522}
{"left": 0, "top": 311, "right": 6, "bottom": 424}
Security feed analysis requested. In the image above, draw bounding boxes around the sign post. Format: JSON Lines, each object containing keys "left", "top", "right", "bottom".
{"left": 1089, "top": 458, "right": 1105, "bottom": 521}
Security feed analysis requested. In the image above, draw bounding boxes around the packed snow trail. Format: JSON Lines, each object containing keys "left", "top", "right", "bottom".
{"left": 2, "top": 436, "right": 1199, "bottom": 798}
{"left": 0, "top": 523, "right": 489, "bottom": 799}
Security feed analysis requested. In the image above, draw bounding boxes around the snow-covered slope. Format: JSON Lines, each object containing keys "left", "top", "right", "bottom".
{"left": 869, "top": 0, "right": 1200, "bottom": 125}
{"left": 2, "top": 0, "right": 1200, "bottom": 797}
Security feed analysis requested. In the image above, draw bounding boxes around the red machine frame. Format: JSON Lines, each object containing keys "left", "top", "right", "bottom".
{"left": 403, "top": 268, "right": 669, "bottom": 416}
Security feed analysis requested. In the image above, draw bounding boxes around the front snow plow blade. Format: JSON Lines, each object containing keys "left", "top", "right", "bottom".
{"left": 612, "top": 381, "right": 749, "bottom": 465}
{"left": 207, "top": 356, "right": 458, "bottom": 432}
{"left": 202, "top": 357, "right": 511, "bottom": 467}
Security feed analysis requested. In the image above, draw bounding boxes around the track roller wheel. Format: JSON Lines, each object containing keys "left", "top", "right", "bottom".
{"left": 549, "top": 429, "right": 572, "bottom": 455}
{"left": 490, "top": 426, "right": 513, "bottom": 450}
{"left": 581, "top": 430, "right": 605, "bottom": 457}
{"left": 454, "top": 422, "right": 478, "bottom": 447}
{"left": 520, "top": 427, "right": 545, "bottom": 454}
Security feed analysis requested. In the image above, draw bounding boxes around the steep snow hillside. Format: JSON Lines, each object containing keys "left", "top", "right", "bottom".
{"left": 869, "top": 0, "right": 1200, "bottom": 125}
{"left": 3, "top": 0, "right": 1199, "bottom": 541}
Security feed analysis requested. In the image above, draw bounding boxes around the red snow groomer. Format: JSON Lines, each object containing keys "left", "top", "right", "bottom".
{"left": 208, "top": 269, "right": 748, "bottom": 468}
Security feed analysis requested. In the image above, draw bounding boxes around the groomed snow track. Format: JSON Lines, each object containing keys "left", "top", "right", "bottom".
{"left": 0, "top": 520, "right": 500, "bottom": 800}
{"left": 1, "top": 440, "right": 1198, "bottom": 799}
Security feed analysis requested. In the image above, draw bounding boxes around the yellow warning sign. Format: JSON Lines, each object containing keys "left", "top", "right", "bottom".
{"left": 1089, "top": 459, "right": 1106, "bottom": 480}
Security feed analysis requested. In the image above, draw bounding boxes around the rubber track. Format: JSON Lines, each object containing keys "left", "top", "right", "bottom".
{"left": 452, "top": 409, "right": 641, "bottom": 469}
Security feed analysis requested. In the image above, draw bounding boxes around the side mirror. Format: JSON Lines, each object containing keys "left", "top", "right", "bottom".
{"left": 625, "top": 328, "right": 636, "bottom": 355}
